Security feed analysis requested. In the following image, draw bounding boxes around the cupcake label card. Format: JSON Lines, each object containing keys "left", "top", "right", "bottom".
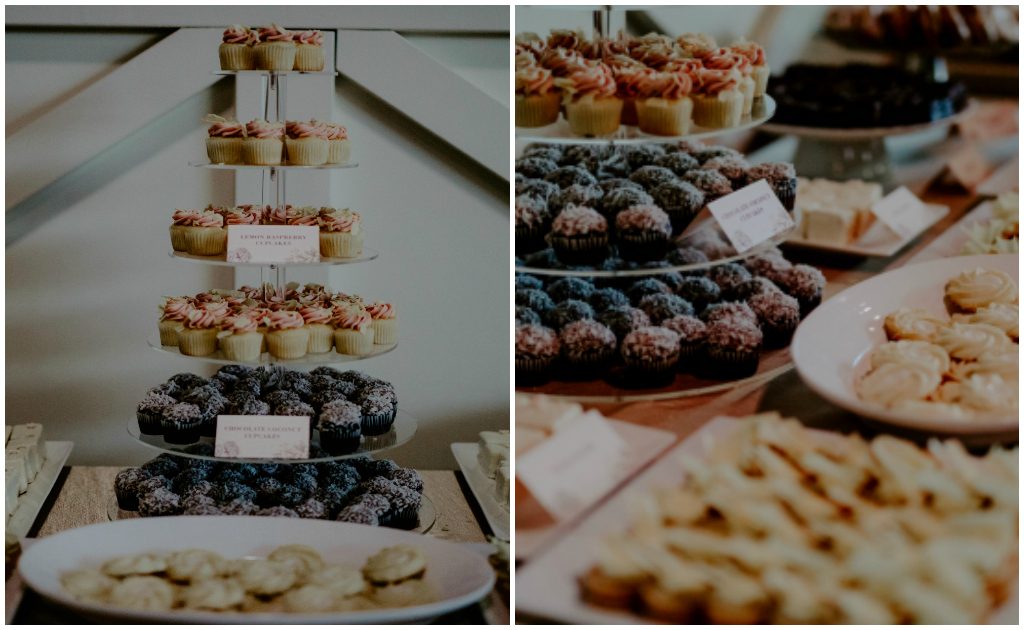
{"left": 214, "top": 415, "right": 310, "bottom": 459}
{"left": 226, "top": 225, "right": 320, "bottom": 264}
{"left": 708, "top": 180, "right": 795, "bottom": 253}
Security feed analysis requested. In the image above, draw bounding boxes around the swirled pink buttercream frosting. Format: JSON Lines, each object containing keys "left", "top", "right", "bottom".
{"left": 172, "top": 209, "right": 202, "bottom": 226}
{"left": 613, "top": 66, "right": 655, "bottom": 98}
{"left": 207, "top": 119, "right": 245, "bottom": 138}
{"left": 333, "top": 304, "right": 372, "bottom": 331}
{"left": 366, "top": 302, "right": 396, "bottom": 320}
{"left": 222, "top": 25, "right": 252, "bottom": 45}
{"left": 266, "top": 310, "right": 304, "bottom": 331}
{"left": 539, "top": 48, "right": 587, "bottom": 77}
{"left": 266, "top": 205, "right": 290, "bottom": 225}
{"left": 258, "top": 24, "right": 293, "bottom": 43}
{"left": 731, "top": 40, "right": 766, "bottom": 66}
{"left": 312, "top": 121, "right": 347, "bottom": 140}
{"left": 195, "top": 211, "right": 225, "bottom": 228}
{"left": 299, "top": 305, "right": 333, "bottom": 325}
{"left": 295, "top": 30, "right": 323, "bottom": 46}
{"left": 184, "top": 307, "right": 219, "bottom": 330}
{"left": 636, "top": 70, "right": 693, "bottom": 99}
{"left": 320, "top": 209, "right": 360, "bottom": 233}
{"left": 160, "top": 297, "right": 192, "bottom": 322}
{"left": 245, "top": 119, "right": 284, "bottom": 139}
{"left": 287, "top": 206, "right": 321, "bottom": 226}
{"left": 223, "top": 314, "right": 260, "bottom": 334}
{"left": 286, "top": 120, "right": 328, "bottom": 139}
{"left": 516, "top": 66, "right": 556, "bottom": 96}
{"left": 697, "top": 68, "right": 740, "bottom": 95}
{"left": 225, "top": 207, "right": 260, "bottom": 225}
{"left": 555, "top": 62, "right": 617, "bottom": 100}
{"left": 702, "top": 48, "right": 751, "bottom": 75}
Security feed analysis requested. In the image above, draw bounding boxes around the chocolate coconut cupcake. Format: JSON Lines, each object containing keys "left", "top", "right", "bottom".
{"left": 623, "top": 144, "right": 667, "bottom": 170}
{"left": 521, "top": 144, "right": 562, "bottom": 163}
{"left": 515, "top": 324, "right": 560, "bottom": 384}
{"left": 547, "top": 277, "right": 594, "bottom": 303}
{"left": 681, "top": 169, "right": 732, "bottom": 202}
{"left": 518, "top": 178, "right": 560, "bottom": 202}
{"left": 701, "top": 301, "right": 760, "bottom": 327}
{"left": 595, "top": 152, "right": 632, "bottom": 179}
{"left": 114, "top": 467, "right": 153, "bottom": 511}
{"left": 516, "top": 156, "right": 559, "bottom": 179}
{"left": 515, "top": 305, "right": 542, "bottom": 326}
{"left": 675, "top": 276, "right": 722, "bottom": 311}
{"left": 621, "top": 326, "right": 681, "bottom": 385}
{"left": 548, "top": 205, "right": 609, "bottom": 265}
{"left": 638, "top": 293, "right": 695, "bottom": 324}
{"left": 515, "top": 287, "right": 556, "bottom": 315}
{"left": 161, "top": 402, "right": 202, "bottom": 444}
{"left": 136, "top": 392, "right": 176, "bottom": 436}
{"left": 745, "top": 162, "right": 797, "bottom": 211}
{"left": 545, "top": 299, "right": 596, "bottom": 331}
{"left": 318, "top": 399, "right": 363, "bottom": 454}
{"left": 651, "top": 180, "right": 706, "bottom": 236}
{"left": 598, "top": 186, "right": 654, "bottom": 228}
{"left": 549, "top": 183, "right": 604, "bottom": 214}
{"left": 589, "top": 287, "right": 631, "bottom": 312}
{"left": 598, "top": 178, "right": 644, "bottom": 194}
{"left": 597, "top": 306, "right": 651, "bottom": 342}
{"left": 356, "top": 387, "right": 397, "bottom": 436}
{"left": 743, "top": 250, "right": 792, "bottom": 283}
{"left": 776, "top": 264, "right": 826, "bottom": 317}
{"left": 626, "top": 278, "right": 672, "bottom": 305}
{"left": 522, "top": 248, "right": 563, "bottom": 270}
{"left": 747, "top": 290, "right": 801, "bottom": 348}
{"left": 692, "top": 145, "right": 743, "bottom": 164}
{"left": 559, "top": 144, "right": 605, "bottom": 169}
{"left": 725, "top": 276, "right": 783, "bottom": 302}
{"left": 665, "top": 246, "right": 710, "bottom": 272}
{"left": 629, "top": 165, "right": 678, "bottom": 192}
{"left": 545, "top": 165, "right": 598, "bottom": 189}
{"left": 559, "top": 320, "right": 617, "bottom": 377}
{"left": 654, "top": 151, "right": 700, "bottom": 176}
{"left": 661, "top": 315, "right": 708, "bottom": 368}
{"left": 615, "top": 204, "right": 673, "bottom": 262}
{"left": 705, "top": 319, "right": 763, "bottom": 378}
{"left": 515, "top": 194, "right": 551, "bottom": 256}
{"left": 702, "top": 155, "right": 750, "bottom": 188}
{"left": 707, "top": 263, "right": 753, "bottom": 294}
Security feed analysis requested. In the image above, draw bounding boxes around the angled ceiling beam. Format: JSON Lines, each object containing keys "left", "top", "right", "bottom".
{"left": 337, "top": 29, "right": 509, "bottom": 179}
{"left": 6, "top": 28, "right": 224, "bottom": 211}
{"left": 5, "top": 6, "right": 507, "bottom": 33}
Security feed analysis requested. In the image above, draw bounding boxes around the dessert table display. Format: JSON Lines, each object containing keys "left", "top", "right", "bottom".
{"left": 515, "top": 6, "right": 1018, "bottom": 626}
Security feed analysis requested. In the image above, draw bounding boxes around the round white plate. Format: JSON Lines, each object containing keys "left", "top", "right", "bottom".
{"left": 791, "top": 254, "right": 1018, "bottom": 441}
{"left": 19, "top": 516, "right": 495, "bottom": 624}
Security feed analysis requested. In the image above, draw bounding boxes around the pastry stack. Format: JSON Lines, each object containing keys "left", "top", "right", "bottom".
{"left": 5, "top": 423, "right": 45, "bottom": 522}
{"left": 793, "top": 178, "right": 882, "bottom": 245}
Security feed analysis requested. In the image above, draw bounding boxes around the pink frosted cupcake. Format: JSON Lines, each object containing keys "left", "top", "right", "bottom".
{"left": 158, "top": 297, "right": 191, "bottom": 347}
{"left": 169, "top": 208, "right": 200, "bottom": 252}
{"left": 184, "top": 210, "right": 227, "bottom": 256}
{"left": 242, "top": 119, "right": 284, "bottom": 165}
{"left": 218, "top": 314, "right": 264, "bottom": 362}
{"left": 285, "top": 120, "right": 328, "bottom": 165}
{"left": 317, "top": 121, "right": 350, "bottom": 164}
{"left": 692, "top": 68, "right": 744, "bottom": 129}
{"left": 635, "top": 70, "right": 694, "bottom": 136}
{"left": 731, "top": 39, "right": 770, "bottom": 97}
{"left": 293, "top": 29, "right": 324, "bottom": 71}
{"left": 219, "top": 24, "right": 256, "bottom": 71}
{"left": 286, "top": 205, "right": 321, "bottom": 227}
{"left": 255, "top": 24, "right": 295, "bottom": 71}
{"left": 702, "top": 48, "right": 755, "bottom": 115}
{"left": 555, "top": 62, "right": 622, "bottom": 137}
{"left": 265, "top": 310, "right": 309, "bottom": 359}
{"left": 366, "top": 302, "right": 397, "bottom": 345}
{"left": 610, "top": 60, "right": 651, "bottom": 126}
{"left": 203, "top": 115, "right": 245, "bottom": 164}
{"left": 333, "top": 303, "right": 375, "bottom": 356}
{"left": 265, "top": 204, "right": 290, "bottom": 225}
{"left": 319, "top": 209, "right": 363, "bottom": 258}
{"left": 299, "top": 304, "right": 334, "bottom": 353}
{"left": 515, "top": 65, "right": 561, "bottom": 128}
{"left": 178, "top": 307, "right": 222, "bottom": 357}
{"left": 224, "top": 205, "right": 261, "bottom": 227}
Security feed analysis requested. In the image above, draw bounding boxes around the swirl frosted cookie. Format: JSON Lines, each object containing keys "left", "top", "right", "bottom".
{"left": 883, "top": 307, "right": 948, "bottom": 342}
{"left": 943, "top": 267, "right": 1018, "bottom": 314}
{"left": 362, "top": 545, "right": 427, "bottom": 585}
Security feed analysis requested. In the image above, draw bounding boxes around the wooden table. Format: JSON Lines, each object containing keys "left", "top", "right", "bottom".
{"left": 12, "top": 467, "right": 500, "bottom": 624}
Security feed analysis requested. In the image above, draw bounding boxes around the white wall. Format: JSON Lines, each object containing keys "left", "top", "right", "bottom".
{"left": 6, "top": 27, "right": 509, "bottom": 469}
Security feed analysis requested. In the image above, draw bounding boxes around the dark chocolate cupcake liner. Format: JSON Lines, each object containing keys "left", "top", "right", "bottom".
{"left": 516, "top": 355, "right": 556, "bottom": 385}
{"left": 772, "top": 179, "right": 797, "bottom": 212}
{"left": 162, "top": 419, "right": 201, "bottom": 445}
{"left": 623, "top": 354, "right": 679, "bottom": 387}
{"left": 676, "top": 342, "right": 706, "bottom": 372}
{"left": 549, "top": 234, "right": 609, "bottom": 266}
{"left": 114, "top": 486, "right": 140, "bottom": 511}
{"left": 666, "top": 207, "right": 701, "bottom": 237}
{"left": 136, "top": 411, "right": 164, "bottom": 436}
{"left": 515, "top": 224, "right": 549, "bottom": 257}
{"left": 760, "top": 323, "right": 796, "bottom": 349}
{"left": 360, "top": 410, "right": 396, "bottom": 436}
{"left": 319, "top": 430, "right": 361, "bottom": 455}
{"left": 796, "top": 294, "right": 822, "bottom": 319}
{"left": 562, "top": 349, "right": 616, "bottom": 380}
{"left": 706, "top": 346, "right": 760, "bottom": 379}
{"left": 385, "top": 504, "right": 420, "bottom": 530}
{"left": 616, "top": 230, "right": 671, "bottom": 262}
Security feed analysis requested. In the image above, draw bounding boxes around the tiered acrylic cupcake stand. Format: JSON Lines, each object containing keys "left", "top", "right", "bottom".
{"left": 119, "top": 64, "right": 433, "bottom": 532}
{"left": 515, "top": 17, "right": 797, "bottom": 403}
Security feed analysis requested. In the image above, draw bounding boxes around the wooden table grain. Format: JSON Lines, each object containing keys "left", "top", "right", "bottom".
{"left": 35, "top": 467, "right": 487, "bottom": 543}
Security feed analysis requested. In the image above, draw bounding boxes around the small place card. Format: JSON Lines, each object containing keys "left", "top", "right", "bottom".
{"left": 945, "top": 145, "right": 992, "bottom": 191}
{"left": 214, "top": 415, "right": 310, "bottom": 459}
{"left": 707, "top": 180, "right": 795, "bottom": 253}
{"left": 516, "top": 410, "right": 625, "bottom": 521}
{"left": 226, "top": 225, "right": 320, "bottom": 264}
{"left": 870, "top": 186, "right": 931, "bottom": 239}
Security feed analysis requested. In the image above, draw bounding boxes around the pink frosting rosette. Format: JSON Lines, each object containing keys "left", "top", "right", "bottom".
{"left": 515, "top": 50, "right": 537, "bottom": 71}
{"left": 731, "top": 39, "right": 766, "bottom": 66}
{"left": 547, "top": 28, "right": 587, "bottom": 51}
{"left": 286, "top": 206, "right": 321, "bottom": 226}
{"left": 225, "top": 207, "right": 260, "bottom": 225}
{"left": 286, "top": 120, "right": 328, "bottom": 139}
{"left": 194, "top": 211, "right": 225, "bottom": 228}
{"left": 258, "top": 24, "right": 293, "bottom": 43}
{"left": 172, "top": 209, "right": 202, "bottom": 226}
{"left": 332, "top": 303, "right": 372, "bottom": 331}
{"left": 266, "top": 310, "right": 305, "bottom": 331}
{"left": 245, "top": 119, "right": 285, "bottom": 139}
{"left": 312, "top": 120, "right": 348, "bottom": 140}
{"left": 515, "top": 32, "right": 546, "bottom": 57}
{"left": 554, "top": 62, "right": 617, "bottom": 102}
{"left": 613, "top": 66, "right": 656, "bottom": 98}
{"left": 515, "top": 65, "right": 556, "bottom": 96}
{"left": 222, "top": 25, "right": 252, "bottom": 45}
{"left": 184, "top": 307, "right": 219, "bottom": 330}
{"left": 539, "top": 48, "right": 587, "bottom": 77}
{"left": 366, "top": 302, "right": 396, "bottom": 320}
{"left": 702, "top": 48, "right": 752, "bottom": 76}
{"left": 204, "top": 115, "right": 245, "bottom": 138}
{"left": 677, "top": 32, "right": 718, "bottom": 58}
{"left": 697, "top": 67, "right": 741, "bottom": 95}
{"left": 266, "top": 205, "right": 290, "bottom": 225}
{"left": 294, "top": 30, "right": 323, "bottom": 46}
{"left": 160, "top": 297, "right": 192, "bottom": 322}
{"left": 320, "top": 210, "right": 360, "bottom": 233}
{"left": 203, "top": 301, "right": 231, "bottom": 323}
{"left": 223, "top": 314, "right": 260, "bottom": 334}
{"left": 299, "top": 305, "right": 333, "bottom": 325}
{"left": 636, "top": 70, "right": 693, "bottom": 100}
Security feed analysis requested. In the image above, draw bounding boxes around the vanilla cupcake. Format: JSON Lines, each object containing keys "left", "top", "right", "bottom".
{"left": 242, "top": 119, "right": 285, "bottom": 165}
{"left": 317, "top": 121, "right": 350, "bottom": 164}
{"left": 692, "top": 68, "right": 744, "bottom": 129}
{"left": 285, "top": 120, "right": 328, "bottom": 166}
{"left": 184, "top": 210, "right": 227, "bottom": 256}
{"left": 731, "top": 39, "right": 770, "bottom": 97}
{"left": 178, "top": 307, "right": 222, "bottom": 357}
{"left": 317, "top": 209, "right": 363, "bottom": 258}
{"left": 366, "top": 302, "right": 397, "bottom": 345}
{"left": 254, "top": 24, "right": 296, "bottom": 71}
{"left": 203, "top": 115, "right": 246, "bottom": 164}
{"left": 265, "top": 310, "right": 309, "bottom": 360}
{"left": 293, "top": 29, "right": 324, "bottom": 72}
{"left": 515, "top": 64, "right": 561, "bottom": 128}
{"left": 218, "top": 314, "right": 264, "bottom": 362}
{"left": 702, "top": 48, "right": 755, "bottom": 115}
{"left": 332, "top": 303, "right": 375, "bottom": 356}
{"left": 299, "top": 305, "right": 334, "bottom": 353}
{"left": 634, "top": 70, "right": 694, "bottom": 136}
{"left": 219, "top": 24, "right": 256, "bottom": 71}
{"left": 555, "top": 62, "right": 623, "bottom": 136}
{"left": 169, "top": 209, "right": 200, "bottom": 252}
{"left": 158, "top": 297, "right": 191, "bottom": 347}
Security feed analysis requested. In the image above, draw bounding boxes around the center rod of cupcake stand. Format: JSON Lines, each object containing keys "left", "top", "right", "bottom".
{"left": 593, "top": 6, "right": 612, "bottom": 39}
